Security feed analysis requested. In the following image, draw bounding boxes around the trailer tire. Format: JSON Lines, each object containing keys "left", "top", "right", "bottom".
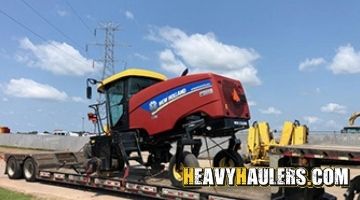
{"left": 23, "top": 158, "right": 37, "bottom": 182}
{"left": 169, "top": 151, "right": 199, "bottom": 188}
{"left": 6, "top": 157, "right": 22, "bottom": 179}
{"left": 213, "top": 149, "right": 244, "bottom": 167}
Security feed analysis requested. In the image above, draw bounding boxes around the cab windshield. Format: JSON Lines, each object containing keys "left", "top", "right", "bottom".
{"left": 107, "top": 81, "right": 124, "bottom": 127}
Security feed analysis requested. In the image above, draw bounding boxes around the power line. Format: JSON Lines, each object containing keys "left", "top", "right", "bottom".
{"left": 0, "top": 8, "right": 89, "bottom": 65}
{"left": 20, "top": 0, "right": 82, "bottom": 48}
{"left": 64, "top": 0, "right": 93, "bottom": 34}
{"left": 0, "top": 8, "right": 48, "bottom": 45}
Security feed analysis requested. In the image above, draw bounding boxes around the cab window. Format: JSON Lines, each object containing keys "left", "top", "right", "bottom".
{"left": 128, "top": 77, "right": 160, "bottom": 97}
{"left": 107, "top": 81, "right": 124, "bottom": 126}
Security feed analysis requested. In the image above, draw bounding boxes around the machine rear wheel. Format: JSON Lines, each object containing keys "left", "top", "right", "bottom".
{"left": 6, "top": 157, "right": 22, "bottom": 179}
{"left": 213, "top": 149, "right": 244, "bottom": 167}
{"left": 23, "top": 158, "right": 37, "bottom": 182}
{"left": 169, "top": 151, "right": 199, "bottom": 188}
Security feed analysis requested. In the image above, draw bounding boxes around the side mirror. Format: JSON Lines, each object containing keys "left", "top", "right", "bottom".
{"left": 86, "top": 78, "right": 100, "bottom": 99}
{"left": 86, "top": 86, "right": 92, "bottom": 99}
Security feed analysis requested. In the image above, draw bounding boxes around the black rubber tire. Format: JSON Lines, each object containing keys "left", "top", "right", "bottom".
{"left": 169, "top": 151, "right": 199, "bottom": 188}
{"left": 213, "top": 149, "right": 244, "bottom": 167}
{"left": 6, "top": 157, "right": 22, "bottom": 179}
{"left": 23, "top": 158, "right": 37, "bottom": 182}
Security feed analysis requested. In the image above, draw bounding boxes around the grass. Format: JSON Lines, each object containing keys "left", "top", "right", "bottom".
{"left": 0, "top": 187, "right": 33, "bottom": 200}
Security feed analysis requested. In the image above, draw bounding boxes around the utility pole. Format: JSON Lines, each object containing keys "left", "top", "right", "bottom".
{"left": 81, "top": 117, "right": 84, "bottom": 132}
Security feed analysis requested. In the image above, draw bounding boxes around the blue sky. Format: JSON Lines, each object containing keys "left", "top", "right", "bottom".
{"left": 1, "top": 0, "right": 359, "bottom": 132}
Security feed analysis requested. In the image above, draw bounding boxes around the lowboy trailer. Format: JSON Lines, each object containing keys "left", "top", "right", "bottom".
{"left": 4, "top": 145, "right": 360, "bottom": 199}
{"left": 3, "top": 151, "right": 270, "bottom": 200}
{"left": 270, "top": 145, "right": 360, "bottom": 200}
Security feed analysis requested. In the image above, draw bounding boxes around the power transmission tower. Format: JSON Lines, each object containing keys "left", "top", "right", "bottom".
{"left": 98, "top": 23, "right": 119, "bottom": 79}
{"left": 87, "top": 22, "right": 120, "bottom": 80}
{"left": 85, "top": 23, "right": 122, "bottom": 131}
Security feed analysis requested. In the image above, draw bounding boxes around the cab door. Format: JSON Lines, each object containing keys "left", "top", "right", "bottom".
{"left": 107, "top": 76, "right": 162, "bottom": 131}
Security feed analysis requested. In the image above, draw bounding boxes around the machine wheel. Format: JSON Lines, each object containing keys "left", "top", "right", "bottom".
{"left": 169, "top": 151, "right": 199, "bottom": 188}
{"left": 23, "top": 158, "right": 37, "bottom": 182}
{"left": 6, "top": 157, "right": 22, "bottom": 179}
{"left": 213, "top": 149, "right": 244, "bottom": 167}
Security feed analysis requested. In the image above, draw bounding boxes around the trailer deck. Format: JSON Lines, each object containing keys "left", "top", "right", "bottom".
{"left": 5, "top": 144, "right": 359, "bottom": 200}
{"left": 272, "top": 144, "right": 360, "bottom": 163}
{"left": 4, "top": 152, "right": 270, "bottom": 200}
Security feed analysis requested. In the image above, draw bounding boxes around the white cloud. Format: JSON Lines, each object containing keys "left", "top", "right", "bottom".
{"left": 321, "top": 103, "right": 347, "bottom": 114}
{"left": 329, "top": 44, "right": 360, "bottom": 74}
{"left": 57, "top": 10, "right": 69, "bottom": 17}
{"left": 159, "top": 49, "right": 187, "bottom": 74}
{"left": 17, "top": 37, "right": 98, "bottom": 76}
{"left": 71, "top": 96, "right": 87, "bottom": 103}
{"left": 125, "top": 10, "right": 134, "bottom": 20}
{"left": 303, "top": 116, "right": 320, "bottom": 124}
{"left": 4, "top": 78, "right": 68, "bottom": 101}
{"left": 149, "top": 27, "right": 261, "bottom": 86}
{"left": 259, "top": 107, "right": 282, "bottom": 115}
{"left": 2, "top": 97, "right": 8, "bottom": 102}
{"left": 3, "top": 78, "right": 85, "bottom": 103}
{"left": 133, "top": 53, "right": 149, "bottom": 60}
{"left": 299, "top": 57, "right": 326, "bottom": 71}
{"left": 301, "top": 87, "right": 321, "bottom": 96}
{"left": 248, "top": 101, "right": 256, "bottom": 107}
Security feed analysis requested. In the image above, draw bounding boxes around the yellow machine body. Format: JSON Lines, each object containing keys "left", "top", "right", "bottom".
{"left": 247, "top": 121, "right": 308, "bottom": 166}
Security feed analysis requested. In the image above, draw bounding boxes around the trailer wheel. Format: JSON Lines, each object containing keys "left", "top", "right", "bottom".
{"left": 23, "top": 158, "right": 37, "bottom": 182}
{"left": 6, "top": 157, "right": 22, "bottom": 179}
{"left": 169, "top": 151, "right": 199, "bottom": 188}
{"left": 213, "top": 149, "right": 244, "bottom": 167}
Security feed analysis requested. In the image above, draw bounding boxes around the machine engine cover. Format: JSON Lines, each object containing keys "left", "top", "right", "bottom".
{"left": 129, "top": 73, "right": 250, "bottom": 136}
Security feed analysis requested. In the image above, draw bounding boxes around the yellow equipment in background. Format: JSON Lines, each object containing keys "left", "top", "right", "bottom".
{"left": 247, "top": 120, "right": 308, "bottom": 166}
{"left": 349, "top": 112, "right": 360, "bottom": 126}
{"left": 341, "top": 112, "right": 360, "bottom": 133}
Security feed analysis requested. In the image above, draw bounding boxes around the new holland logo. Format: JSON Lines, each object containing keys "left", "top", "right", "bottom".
{"left": 149, "top": 101, "right": 158, "bottom": 112}
{"left": 141, "top": 79, "right": 213, "bottom": 115}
